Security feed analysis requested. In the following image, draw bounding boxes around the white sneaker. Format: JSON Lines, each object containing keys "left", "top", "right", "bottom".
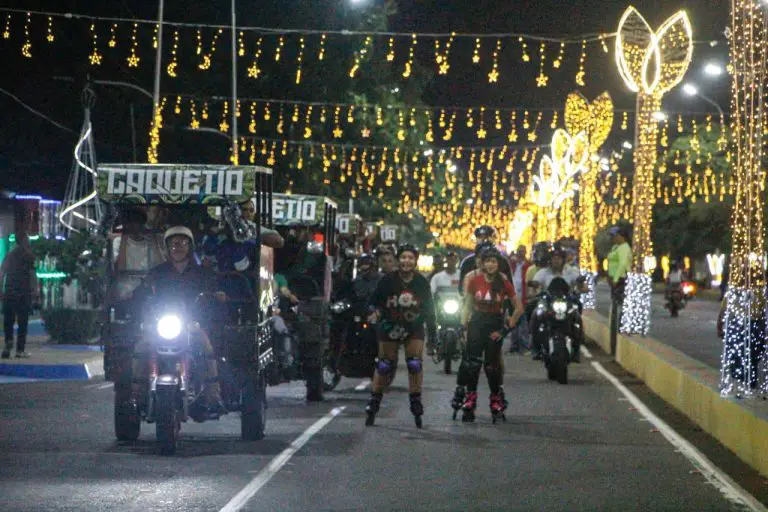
{"left": 15, "top": 352, "right": 31, "bottom": 359}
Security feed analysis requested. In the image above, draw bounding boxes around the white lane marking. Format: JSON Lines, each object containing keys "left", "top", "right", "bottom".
{"left": 355, "top": 379, "right": 371, "bottom": 391}
{"left": 84, "top": 382, "right": 105, "bottom": 389}
{"left": 98, "top": 382, "right": 114, "bottom": 390}
{"left": 581, "top": 345, "right": 593, "bottom": 359}
{"left": 591, "top": 361, "right": 767, "bottom": 512}
{"left": 219, "top": 406, "right": 346, "bottom": 512}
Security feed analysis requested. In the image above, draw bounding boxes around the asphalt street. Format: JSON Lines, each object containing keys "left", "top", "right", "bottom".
{"left": 0, "top": 339, "right": 765, "bottom": 512}
{"left": 595, "top": 283, "right": 722, "bottom": 369}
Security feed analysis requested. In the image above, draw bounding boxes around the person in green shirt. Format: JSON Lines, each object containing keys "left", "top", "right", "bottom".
{"left": 275, "top": 272, "right": 299, "bottom": 305}
{"left": 607, "top": 226, "right": 632, "bottom": 295}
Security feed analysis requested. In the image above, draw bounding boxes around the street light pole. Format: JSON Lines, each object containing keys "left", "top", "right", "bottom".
{"left": 231, "top": 0, "right": 239, "bottom": 164}
{"left": 152, "top": 0, "right": 165, "bottom": 120}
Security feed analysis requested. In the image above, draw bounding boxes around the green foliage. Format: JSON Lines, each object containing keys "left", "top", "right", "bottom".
{"left": 41, "top": 308, "right": 101, "bottom": 344}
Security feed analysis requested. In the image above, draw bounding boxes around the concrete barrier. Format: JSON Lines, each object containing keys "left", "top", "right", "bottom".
{"left": 583, "top": 311, "right": 768, "bottom": 478}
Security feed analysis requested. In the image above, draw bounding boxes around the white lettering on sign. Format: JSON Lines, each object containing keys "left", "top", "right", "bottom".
{"left": 272, "top": 197, "right": 318, "bottom": 222}
{"left": 105, "top": 169, "right": 244, "bottom": 197}
{"left": 337, "top": 216, "right": 350, "bottom": 234}
{"left": 381, "top": 226, "right": 397, "bottom": 241}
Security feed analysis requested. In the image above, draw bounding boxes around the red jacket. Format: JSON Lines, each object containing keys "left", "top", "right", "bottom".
{"left": 508, "top": 258, "right": 532, "bottom": 304}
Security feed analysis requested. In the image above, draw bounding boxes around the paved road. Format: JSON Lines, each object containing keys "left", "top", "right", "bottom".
{"left": 0, "top": 343, "right": 764, "bottom": 511}
{"left": 595, "top": 283, "right": 722, "bottom": 369}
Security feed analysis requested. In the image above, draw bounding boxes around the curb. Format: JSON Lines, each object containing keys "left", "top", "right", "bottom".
{"left": 583, "top": 311, "right": 768, "bottom": 478}
{"left": 0, "top": 359, "right": 104, "bottom": 381}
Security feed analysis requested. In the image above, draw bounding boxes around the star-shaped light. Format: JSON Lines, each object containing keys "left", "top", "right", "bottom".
{"left": 219, "top": 120, "right": 229, "bottom": 132}
{"left": 267, "top": 156, "right": 276, "bottom": 166}
{"left": 190, "top": 119, "right": 200, "bottom": 129}
{"left": 47, "top": 34, "right": 54, "bottom": 43}
{"left": 108, "top": 39, "right": 116, "bottom": 48}
{"left": 476, "top": 128, "right": 487, "bottom": 139}
{"left": 333, "top": 127, "right": 343, "bottom": 138}
{"left": 361, "top": 127, "right": 371, "bottom": 138}
{"left": 127, "top": 54, "right": 140, "bottom": 67}
{"left": 386, "top": 52, "right": 395, "bottom": 62}
{"left": 527, "top": 132, "right": 538, "bottom": 142}
{"left": 522, "top": 54, "right": 531, "bottom": 62}
{"left": 552, "top": 60, "right": 561, "bottom": 69}
{"left": 439, "top": 62, "right": 450, "bottom": 75}
{"left": 472, "top": 54, "right": 480, "bottom": 64}
{"left": 2, "top": 31, "right": 9, "bottom": 39}
{"left": 508, "top": 131, "right": 518, "bottom": 142}
{"left": 488, "top": 69, "right": 499, "bottom": 83}
{"left": 89, "top": 51, "right": 102, "bottom": 65}
{"left": 247, "top": 64, "right": 261, "bottom": 78}
{"left": 536, "top": 74, "right": 549, "bottom": 87}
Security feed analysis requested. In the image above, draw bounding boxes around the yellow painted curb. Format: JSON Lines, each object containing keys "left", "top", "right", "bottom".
{"left": 583, "top": 311, "right": 768, "bottom": 478}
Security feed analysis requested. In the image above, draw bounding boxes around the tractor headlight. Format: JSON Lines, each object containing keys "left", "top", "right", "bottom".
{"left": 157, "top": 314, "right": 183, "bottom": 340}
{"left": 442, "top": 299, "right": 460, "bottom": 315}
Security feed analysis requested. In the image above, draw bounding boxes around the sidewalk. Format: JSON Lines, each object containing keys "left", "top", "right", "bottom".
{"left": 595, "top": 282, "right": 722, "bottom": 369}
{"left": 0, "top": 319, "right": 104, "bottom": 380}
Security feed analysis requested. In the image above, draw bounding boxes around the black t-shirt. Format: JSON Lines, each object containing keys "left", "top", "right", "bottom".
{"left": 146, "top": 261, "right": 217, "bottom": 314}
{"left": 369, "top": 272, "right": 437, "bottom": 336}
{"left": 1, "top": 247, "right": 35, "bottom": 301}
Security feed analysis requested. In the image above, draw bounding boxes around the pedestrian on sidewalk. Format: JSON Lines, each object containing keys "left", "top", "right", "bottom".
{"left": 607, "top": 226, "right": 632, "bottom": 351}
{"left": 0, "top": 232, "right": 38, "bottom": 359}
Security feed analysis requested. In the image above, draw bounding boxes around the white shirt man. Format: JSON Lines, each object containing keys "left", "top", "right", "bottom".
{"left": 532, "top": 265, "right": 581, "bottom": 292}
{"left": 430, "top": 269, "right": 461, "bottom": 295}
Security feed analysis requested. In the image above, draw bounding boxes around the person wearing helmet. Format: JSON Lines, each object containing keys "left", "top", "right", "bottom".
{"left": 375, "top": 245, "right": 398, "bottom": 274}
{"left": 131, "top": 226, "right": 228, "bottom": 417}
{"left": 365, "top": 244, "right": 437, "bottom": 428}
{"left": 530, "top": 243, "right": 584, "bottom": 362}
{"left": 351, "top": 253, "right": 381, "bottom": 306}
{"left": 459, "top": 228, "right": 512, "bottom": 293}
{"left": 452, "top": 247, "right": 523, "bottom": 423}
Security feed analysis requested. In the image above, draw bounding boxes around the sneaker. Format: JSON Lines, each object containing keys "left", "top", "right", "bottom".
{"left": 15, "top": 352, "right": 31, "bottom": 359}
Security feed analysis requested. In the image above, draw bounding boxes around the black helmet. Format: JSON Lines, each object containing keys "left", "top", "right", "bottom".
{"left": 480, "top": 247, "right": 504, "bottom": 263}
{"left": 475, "top": 240, "right": 495, "bottom": 256}
{"left": 474, "top": 225, "right": 497, "bottom": 239}
{"left": 358, "top": 253, "right": 375, "bottom": 265}
{"left": 532, "top": 242, "right": 552, "bottom": 266}
{"left": 397, "top": 243, "right": 419, "bottom": 259}
{"left": 373, "top": 245, "right": 393, "bottom": 257}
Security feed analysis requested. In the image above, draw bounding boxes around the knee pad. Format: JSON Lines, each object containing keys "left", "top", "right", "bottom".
{"left": 461, "top": 357, "right": 484, "bottom": 373}
{"left": 376, "top": 358, "right": 396, "bottom": 376}
{"left": 406, "top": 357, "right": 423, "bottom": 375}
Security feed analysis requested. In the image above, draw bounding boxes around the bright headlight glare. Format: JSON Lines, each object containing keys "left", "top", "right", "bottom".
{"left": 157, "top": 315, "right": 183, "bottom": 340}
{"left": 331, "top": 301, "right": 350, "bottom": 314}
{"left": 442, "top": 299, "right": 460, "bottom": 315}
{"left": 553, "top": 300, "right": 568, "bottom": 319}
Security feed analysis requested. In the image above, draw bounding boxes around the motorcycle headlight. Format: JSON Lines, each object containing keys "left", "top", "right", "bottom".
{"left": 330, "top": 301, "right": 351, "bottom": 314}
{"left": 157, "top": 314, "right": 183, "bottom": 340}
{"left": 552, "top": 300, "right": 568, "bottom": 320}
{"left": 683, "top": 284, "right": 695, "bottom": 295}
{"left": 442, "top": 299, "right": 460, "bottom": 315}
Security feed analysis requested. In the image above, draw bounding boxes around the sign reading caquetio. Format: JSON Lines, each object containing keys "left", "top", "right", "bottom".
{"left": 97, "top": 164, "right": 262, "bottom": 204}
{"left": 105, "top": 168, "right": 244, "bottom": 196}
{"left": 272, "top": 194, "right": 325, "bottom": 225}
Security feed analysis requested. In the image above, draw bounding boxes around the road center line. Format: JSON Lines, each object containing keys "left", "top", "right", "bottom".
{"left": 580, "top": 345, "right": 593, "bottom": 359}
{"left": 218, "top": 406, "right": 346, "bottom": 512}
{"left": 355, "top": 379, "right": 371, "bottom": 391}
{"left": 98, "top": 382, "right": 114, "bottom": 389}
{"left": 591, "top": 361, "right": 767, "bottom": 511}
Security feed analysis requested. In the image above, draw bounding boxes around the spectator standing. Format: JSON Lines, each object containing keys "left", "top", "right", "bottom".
{"left": 0, "top": 232, "right": 38, "bottom": 358}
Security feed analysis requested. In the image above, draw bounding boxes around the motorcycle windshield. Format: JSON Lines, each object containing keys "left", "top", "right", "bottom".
{"left": 547, "top": 277, "right": 571, "bottom": 299}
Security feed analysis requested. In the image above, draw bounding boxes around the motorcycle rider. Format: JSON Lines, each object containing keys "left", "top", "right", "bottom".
{"left": 429, "top": 251, "right": 461, "bottom": 356}
{"left": 132, "top": 226, "right": 228, "bottom": 416}
{"left": 530, "top": 243, "right": 585, "bottom": 362}
{"left": 452, "top": 247, "right": 523, "bottom": 422}
{"left": 375, "top": 245, "right": 398, "bottom": 274}
{"left": 365, "top": 244, "right": 438, "bottom": 427}
{"left": 351, "top": 253, "right": 381, "bottom": 305}
{"left": 459, "top": 226, "right": 511, "bottom": 290}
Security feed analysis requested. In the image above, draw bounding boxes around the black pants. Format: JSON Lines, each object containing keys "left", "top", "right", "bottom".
{"left": 3, "top": 298, "right": 30, "bottom": 353}
{"left": 457, "top": 313, "right": 504, "bottom": 394}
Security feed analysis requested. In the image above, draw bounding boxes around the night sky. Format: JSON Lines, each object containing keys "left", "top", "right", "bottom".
{"left": 0, "top": 0, "right": 729, "bottom": 199}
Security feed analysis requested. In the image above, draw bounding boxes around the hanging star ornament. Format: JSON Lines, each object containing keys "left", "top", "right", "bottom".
{"left": 361, "top": 127, "right": 371, "bottom": 138}
{"left": 219, "top": 120, "right": 229, "bottom": 132}
{"left": 333, "top": 127, "right": 343, "bottom": 138}
{"left": 536, "top": 74, "right": 549, "bottom": 87}
{"left": 476, "top": 128, "right": 487, "bottom": 139}
{"left": 127, "top": 54, "right": 140, "bottom": 67}
{"left": 89, "top": 51, "right": 102, "bottom": 65}
{"left": 439, "top": 62, "right": 450, "bottom": 75}
{"left": 488, "top": 69, "right": 499, "bottom": 83}
{"left": 190, "top": 119, "right": 200, "bottom": 129}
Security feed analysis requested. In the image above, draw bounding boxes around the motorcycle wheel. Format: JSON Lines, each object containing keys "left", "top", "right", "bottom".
{"left": 241, "top": 373, "right": 267, "bottom": 441}
{"left": 155, "top": 388, "right": 180, "bottom": 455}
{"left": 114, "top": 383, "right": 140, "bottom": 442}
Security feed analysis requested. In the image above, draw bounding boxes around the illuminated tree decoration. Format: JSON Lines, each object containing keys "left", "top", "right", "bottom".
{"left": 720, "top": 0, "right": 768, "bottom": 397}
{"left": 565, "top": 91, "right": 614, "bottom": 309}
{"left": 530, "top": 128, "right": 588, "bottom": 241}
{"left": 615, "top": 6, "right": 693, "bottom": 335}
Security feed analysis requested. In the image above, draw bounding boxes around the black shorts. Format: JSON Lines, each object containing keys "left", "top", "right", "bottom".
{"left": 376, "top": 323, "right": 425, "bottom": 344}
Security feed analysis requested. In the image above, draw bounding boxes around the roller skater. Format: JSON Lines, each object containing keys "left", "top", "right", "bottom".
{"left": 365, "top": 244, "right": 437, "bottom": 428}
{"left": 454, "top": 248, "right": 522, "bottom": 423}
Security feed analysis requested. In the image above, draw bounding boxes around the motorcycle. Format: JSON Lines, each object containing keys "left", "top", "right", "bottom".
{"left": 323, "top": 299, "right": 377, "bottom": 391}
{"left": 665, "top": 282, "right": 692, "bottom": 318}
{"left": 532, "top": 277, "right": 581, "bottom": 385}
{"left": 432, "top": 290, "right": 463, "bottom": 374}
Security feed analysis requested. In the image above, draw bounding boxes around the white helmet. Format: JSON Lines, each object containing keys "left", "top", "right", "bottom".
{"left": 163, "top": 226, "right": 195, "bottom": 248}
